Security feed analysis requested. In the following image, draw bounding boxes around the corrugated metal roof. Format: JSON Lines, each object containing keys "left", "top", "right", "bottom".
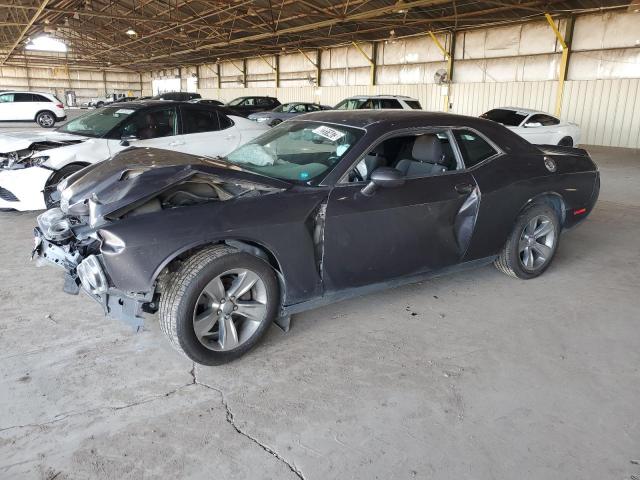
{"left": 0, "top": 0, "right": 629, "bottom": 69}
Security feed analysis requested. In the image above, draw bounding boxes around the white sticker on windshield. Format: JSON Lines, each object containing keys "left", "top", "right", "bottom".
{"left": 115, "top": 109, "right": 134, "bottom": 115}
{"left": 312, "top": 125, "right": 346, "bottom": 142}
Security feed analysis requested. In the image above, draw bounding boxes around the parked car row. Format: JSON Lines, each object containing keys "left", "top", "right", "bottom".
{"left": 0, "top": 101, "right": 267, "bottom": 210}
{"left": 0, "top": 89, "right": 582, "bottom": 148}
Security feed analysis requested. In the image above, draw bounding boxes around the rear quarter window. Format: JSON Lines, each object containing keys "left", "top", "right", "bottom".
{"left": 453, "top": 130, "right": 498, "bottom": 168}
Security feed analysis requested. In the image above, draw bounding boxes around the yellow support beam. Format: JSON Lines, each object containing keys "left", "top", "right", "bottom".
{"left": 352, "top": 41, "right": 376, "bottom": 87}
{"left": 545, "top": 13, "right": 570, "bottom": 117}
{"left": 428, "top": 31, "right": 453, "bottom": 112}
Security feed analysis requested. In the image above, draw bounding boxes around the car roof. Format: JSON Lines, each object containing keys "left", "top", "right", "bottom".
{"left": 0, "top": 90, "right": 55, "bottom": 95}
{"left": 490, "top": 106, "right": 553, "bottom": 116}
{"left": 343, "top": 95, "right": 419, "bottom": 100}
{"left": 97, "top": 100, "right": 229, "bottom": 110}
{"left": 293, "top": 109, "right": 497, "bottom": 129}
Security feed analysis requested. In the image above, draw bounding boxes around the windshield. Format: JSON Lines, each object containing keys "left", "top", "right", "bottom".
{"left": 334, "top": 98, "right": 366, "bottom": 110}
{"left": 480, "top": 109, "right": 528, "bottom": 127}
{"left": 58, "top": 106, "right": 135, "bottom": 137}
{"left": 272, "top": 104, "right": 290, "bottom": 113}
{"left": 226, "top": 121, "right": 364, "bottom": 182}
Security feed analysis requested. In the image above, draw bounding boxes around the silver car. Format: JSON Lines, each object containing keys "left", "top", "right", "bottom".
{"left": 248, "top": 102, "right": 332, "bottom": 127}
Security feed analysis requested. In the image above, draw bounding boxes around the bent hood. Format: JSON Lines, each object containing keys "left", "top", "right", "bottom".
{"left": 60, "top": 147, "right": 291, "bottom": 221}
{"left": 0, "top": 130, "right": 87, "bottom": 153}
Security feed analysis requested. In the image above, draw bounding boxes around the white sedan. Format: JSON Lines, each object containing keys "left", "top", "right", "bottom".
{"left": 0, "top": 101, "right": 268, "bottom": 211}
{"left": 480, "top": 107, "right": 580, "bottom": 146}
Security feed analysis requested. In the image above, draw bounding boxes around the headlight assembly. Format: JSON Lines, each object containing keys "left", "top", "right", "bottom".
{"left": 37, "top": 207, "right": 73, "bottom": 241}
{"left": 255, "top": 117, "right": 269, "bottom": 123}
{"left": 22, "top": 155, "right": 50, "bottom": 168}
{"left": 76, "top": 255, "right": 108, "bottom": 295}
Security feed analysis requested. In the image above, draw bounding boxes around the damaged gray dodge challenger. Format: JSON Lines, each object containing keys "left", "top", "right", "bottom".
{"left": 33, "top": 111, "right": 600, "bottom": 365}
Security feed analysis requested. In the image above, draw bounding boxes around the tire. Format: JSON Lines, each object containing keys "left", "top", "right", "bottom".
{"left": 269, "top": 119, "right": 282, "bottom": 127}
{"left": 558, "top": 136, "right": 573, "bottom": 147}
{"left": 96, "top": 102, "right": 104, "bottom": 108}
{"left": 494, "top": 203, "right": 561, "bottom": 279}
{"left": 36, "top": 111, "right": 56, "bottom": 128}
{"left": 44, "top": 164, "right": 88, "bottom": 208}
{"left": 158, "top": 245, "right": 279, "bottom": 365}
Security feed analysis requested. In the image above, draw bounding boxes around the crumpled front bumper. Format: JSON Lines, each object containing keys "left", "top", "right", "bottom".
{"left": 32, "top": 226, "right": 149, "bottom": 329}
{"left": 0, "top": 167, "right": 50, "bottom": 211}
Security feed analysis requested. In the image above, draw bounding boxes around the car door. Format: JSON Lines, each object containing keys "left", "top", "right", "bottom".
{"left": 0, "top": 93, "right": 14, "bottom": 120}
{"left": 177, "top": 104, "right": 241, "bottom": 157}
{"left": 12, "top": 93, "right": 34, "bottom": 120}
{"left": 106, "top": 104, "right": 182, "bottom": 156}
{"left": 321, "top": 130, "right": 479, "bottom": 292}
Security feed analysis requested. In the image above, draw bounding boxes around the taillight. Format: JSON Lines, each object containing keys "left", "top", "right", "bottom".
{"left": 56, "top": 103, "right": 64, "bottom": 108}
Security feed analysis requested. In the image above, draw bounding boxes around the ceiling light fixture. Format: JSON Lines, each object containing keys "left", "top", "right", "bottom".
{"left": 126, "top": 29, "right": 137, "bottom": 36}
{"left": 628, "top": 0, "right": 640, "bottom": 12}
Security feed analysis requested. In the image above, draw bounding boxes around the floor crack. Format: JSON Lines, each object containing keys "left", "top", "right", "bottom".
{"left": 191, "top": 363, "right": 305, "bottom": 480}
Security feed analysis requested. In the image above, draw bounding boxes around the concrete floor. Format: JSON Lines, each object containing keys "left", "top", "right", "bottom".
{"left": 0, "top": 146, "right": 639, "bottom": 480}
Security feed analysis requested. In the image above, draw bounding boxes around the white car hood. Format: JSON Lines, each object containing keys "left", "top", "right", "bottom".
{"left": 0, "top": 131, "right": 88, "bottom": 153}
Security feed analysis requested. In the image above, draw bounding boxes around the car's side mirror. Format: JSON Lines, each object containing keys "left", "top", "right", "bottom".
{"left": 120, "top": 134, "right": 137, "bottom": 147}
{"left": 524, "top": 121, "right": 543, "bottom": 128}
{"left": 361, "top": 167, "right": 405, "bottom": 196}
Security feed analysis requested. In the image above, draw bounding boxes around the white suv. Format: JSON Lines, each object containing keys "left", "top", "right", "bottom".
{"left": 0, "top": 91, "right": 66, "bottom": 128}
{"left": 334, "top": 95, "right": 422, "bottom": 110}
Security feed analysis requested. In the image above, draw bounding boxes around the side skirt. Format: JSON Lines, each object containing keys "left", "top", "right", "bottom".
{"left": 280, "top": 255, "right": 497, "bottom": 318}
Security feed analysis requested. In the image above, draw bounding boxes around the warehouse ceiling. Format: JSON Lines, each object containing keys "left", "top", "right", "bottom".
{"left": 0, "top": 0, "right": 631, "bottom": 70}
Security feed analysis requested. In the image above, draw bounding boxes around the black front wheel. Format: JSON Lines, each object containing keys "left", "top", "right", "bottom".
{"left": 495, "top": 203, "right": 561, "bottom": 279}
{"left": 158, "top": 245, "right": 280, "bottom": 365}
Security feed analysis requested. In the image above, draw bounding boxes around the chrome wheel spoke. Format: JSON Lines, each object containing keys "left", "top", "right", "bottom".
{"left": 526, "top": 218, "right": 538, "bottom": 235}
{"left": 534, "top": 221, "right": 553, "bottom": 239}
{"left": 194, "top": 310, "right": 218, "bottom": 338}
{"left": 219, "top": 316, "right": 239, "bottom": 349}
{"left": 202, "top": 276, "right": 225, "bottom": 305}
{"left": 523, "top": 246, "right": 534, "bottom": 268}
{"left": 235, "top": 300, "right": 267, "bottom": 322}
{"left": 532, "top": 241, "right": 552, "bottom": 259}
{"left": 228, "top": 270, "right": 259, "bottom": 299}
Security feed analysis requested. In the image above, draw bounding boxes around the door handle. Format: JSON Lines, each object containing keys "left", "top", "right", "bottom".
{"left": 455, "top": 182, "right": 474, "bottom": 194}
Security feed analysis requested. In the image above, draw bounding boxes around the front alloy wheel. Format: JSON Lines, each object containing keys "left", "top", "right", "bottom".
{"left": 192, "top": 268, "right": 268, "bottom": 351}
{"left": 159, "top": 245, "right": 279, "bottom": 365}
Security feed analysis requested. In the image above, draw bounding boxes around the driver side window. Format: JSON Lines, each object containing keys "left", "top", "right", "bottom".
{"left": 347, "top": 130, "right": 460, "bottom": 183}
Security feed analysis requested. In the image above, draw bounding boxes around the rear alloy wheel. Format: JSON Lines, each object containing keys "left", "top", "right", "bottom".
{"left": 558, "top": 136, "right": 573, "bottom": 147}
{"left": 495, "top": 204, "right": 561, "bottom": 279}
{"left": 159, "top": 245, "right": 279, "bottom": 365}
{"left": 36, "top": 111, "right": 56, "bottom": 128}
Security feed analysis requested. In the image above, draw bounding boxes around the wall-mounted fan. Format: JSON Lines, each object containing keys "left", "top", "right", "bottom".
{"left": 434, "top": 68, "right": 449, "bottom": 84}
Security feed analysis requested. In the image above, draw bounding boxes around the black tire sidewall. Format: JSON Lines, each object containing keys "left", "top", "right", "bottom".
{"left": 174, "top": 252, "right": 279, "bottom": 365}
{"left": 506, "top": 204, "right": 561, "bottom": 279}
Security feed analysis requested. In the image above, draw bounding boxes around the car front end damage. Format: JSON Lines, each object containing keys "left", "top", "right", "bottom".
{"left": 31, "top": 147, "right": 288, "bottom": 329}
{"left": 0, "top": 135, "right": 87, "bottom": 210}
{"left": 32, "top": 207, "right": 152, "bottom": 329}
